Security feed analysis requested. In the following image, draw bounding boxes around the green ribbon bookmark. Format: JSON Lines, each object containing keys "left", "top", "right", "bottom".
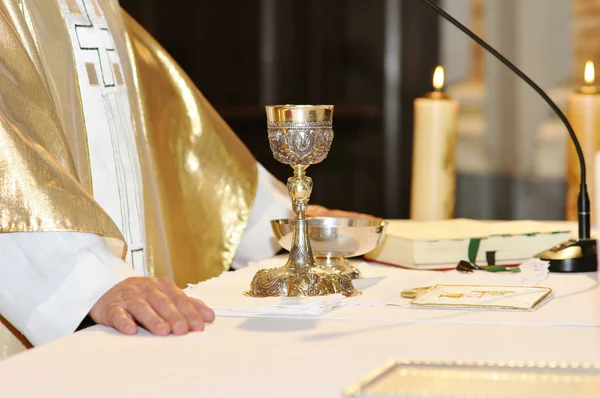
{"left": 466, "top": 238, "right": 520, "bottom": 273}
{"left": 468, "top": 238, "right": 481, "bottom": 265}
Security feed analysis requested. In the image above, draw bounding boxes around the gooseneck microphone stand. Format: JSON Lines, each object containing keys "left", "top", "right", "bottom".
{"left": 419, "top": 0, "right": 597, "bottom": 272}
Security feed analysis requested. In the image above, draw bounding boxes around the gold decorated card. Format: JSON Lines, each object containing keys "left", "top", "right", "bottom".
{"left": 410, "top": 284, "right": 551, "bottom": 310}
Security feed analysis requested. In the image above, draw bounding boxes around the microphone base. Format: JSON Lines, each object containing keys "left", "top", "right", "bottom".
{"left": 535, "top": 238, "right": 597, "bottom": 273}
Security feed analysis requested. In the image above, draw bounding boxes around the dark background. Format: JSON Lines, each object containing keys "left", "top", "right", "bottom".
{"left": 120, "top": 0, "right": 440, "bottom": 219}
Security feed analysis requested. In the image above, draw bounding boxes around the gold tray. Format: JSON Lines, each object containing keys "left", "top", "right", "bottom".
{"left": 344, "top": 359, "right": 600, "bottom": 398}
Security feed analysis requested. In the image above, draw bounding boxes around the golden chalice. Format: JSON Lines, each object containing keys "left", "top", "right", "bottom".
{"left": 246, "top": 105, "right": 358, "bottom": 297}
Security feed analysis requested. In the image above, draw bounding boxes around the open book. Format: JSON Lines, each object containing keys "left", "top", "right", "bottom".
{"left": 364, "top": 219, "right": 573, "bottom": 269}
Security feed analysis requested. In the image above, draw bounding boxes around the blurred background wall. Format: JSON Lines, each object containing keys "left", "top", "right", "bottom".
{"left": 120, "top": 0, "right": 600, "bottom": 221}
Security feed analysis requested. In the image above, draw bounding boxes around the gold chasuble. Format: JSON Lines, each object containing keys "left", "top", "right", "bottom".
{"left": 0, "top": 0, "right": 257, "bottom": 355}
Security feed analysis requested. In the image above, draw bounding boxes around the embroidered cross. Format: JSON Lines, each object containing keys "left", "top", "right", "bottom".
{"left": 74, "top": 0, "right": 115, "bottom": 87}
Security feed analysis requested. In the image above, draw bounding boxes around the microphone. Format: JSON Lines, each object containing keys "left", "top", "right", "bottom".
{"left": 419, "top": 0, "right": 597, "bottom": 272}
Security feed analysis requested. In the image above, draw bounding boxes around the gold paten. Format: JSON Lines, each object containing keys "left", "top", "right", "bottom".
{"left": 270, "top": 217, "right": 388, "bottom": 280}
{"left": 247, "top": 105, "right": 358, "bottom": 297}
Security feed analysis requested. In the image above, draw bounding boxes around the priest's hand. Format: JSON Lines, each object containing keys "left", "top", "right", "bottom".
{"left": 306, "top": 204, "right": 380, "bottom": 220}
{"left": 89, "top": 277, "right": 215, "bottom": 336}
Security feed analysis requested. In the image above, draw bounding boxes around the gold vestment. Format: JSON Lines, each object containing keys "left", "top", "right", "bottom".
{"left": 0, "top": 0, "right": 257, "bottom": 356}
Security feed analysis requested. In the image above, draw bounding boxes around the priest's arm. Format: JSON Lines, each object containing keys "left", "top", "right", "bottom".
{"left": 0, "top": 165, "right": 287, "bottom": 347}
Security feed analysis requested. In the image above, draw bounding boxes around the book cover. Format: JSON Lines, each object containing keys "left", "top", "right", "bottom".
{"left": 364, "top": 219, "right": 572, "bottom": 269}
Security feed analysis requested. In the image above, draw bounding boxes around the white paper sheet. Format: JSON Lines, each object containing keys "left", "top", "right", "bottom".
{"left": 185, "top": 256, "right": 347, "bottom": 315}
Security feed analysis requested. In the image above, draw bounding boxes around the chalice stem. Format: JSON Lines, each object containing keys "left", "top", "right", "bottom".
{"left": 286, "top": 218, "right": 316, "bottom": 272}
{"left": 285, "top": 165, "right": 317, "bottom": 272}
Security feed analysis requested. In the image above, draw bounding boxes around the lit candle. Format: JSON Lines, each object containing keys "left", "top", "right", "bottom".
{"left": 566, "top": 61, "right": 600, "bottom": 221}
{"left": 410, "top": 66, "right": 460, "bottom": 221}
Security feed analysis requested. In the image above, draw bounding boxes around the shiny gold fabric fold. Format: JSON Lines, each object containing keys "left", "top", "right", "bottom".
{"left": 25, "top": 0, "right": 94, "bottom": 192}
{"left": 0, "top": 0, "right": 258, "bottom": 287}
{"left": 121, "top": 12, "right": 258, "bottom": 286}
{"left": 0, "top": 0, "right": 125, "bottom": 253}
{"left": 0, "top": 0, "right": 258, "bottom": 358}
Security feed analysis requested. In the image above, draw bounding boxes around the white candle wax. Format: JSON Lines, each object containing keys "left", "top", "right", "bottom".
{"left": 566, "top": 61, "right": 600, "bottom": 221}
{"left": 410, "top": 86, "right": 460, "bottom": 221}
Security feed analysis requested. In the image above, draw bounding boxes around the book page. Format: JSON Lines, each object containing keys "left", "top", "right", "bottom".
{"left": 385, "top": 219, "right": 572, "bottom": 241}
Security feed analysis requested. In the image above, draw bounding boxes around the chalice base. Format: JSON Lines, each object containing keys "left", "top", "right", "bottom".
{"left": 316, "top": 257, "right": 361, "bottom": 280}
{"left": 246, "top": 262, "right": 359, "bottom": 298}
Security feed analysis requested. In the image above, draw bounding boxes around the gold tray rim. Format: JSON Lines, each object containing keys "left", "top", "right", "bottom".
{"left": 343, "top": 358, "right": 600, "bottom": 397}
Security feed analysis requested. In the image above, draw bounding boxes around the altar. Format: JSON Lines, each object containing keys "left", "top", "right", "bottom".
{"left": 1, "top": 252, "right": 599, "bottom": 397}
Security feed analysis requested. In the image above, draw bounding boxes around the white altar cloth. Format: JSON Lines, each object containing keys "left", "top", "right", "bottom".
{"left": 0, "top": 319, "right": 599, "bottom": 397}
{"left": 1, "top": 255, "right": 600, "bottom": 397}
{"left": 189, "top": 256, "right": 600, "bottom": 328}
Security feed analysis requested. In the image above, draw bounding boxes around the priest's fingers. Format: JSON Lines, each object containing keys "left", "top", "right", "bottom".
{"left": 189, "top": 298, "right": 215, "bottom": 324}
{"left": 144, "top": 288, "right": 190, "bottom": 335}
{"left": 107, "top": 305, "right": 137, "bottom": 335}
{"left": 90, "top": 277, "right": 214, "bottom": 337}
{"left": 175, "top": 300, "right": 206, "bottom": 332}
{"left": 157, "top": 278, "right": 215, "bottom": 322}
{"left": 125, "top": 297, "right": 171, "bottom": 336}
{"left": 155, "top": 277, "right": 215, "bottom": 327}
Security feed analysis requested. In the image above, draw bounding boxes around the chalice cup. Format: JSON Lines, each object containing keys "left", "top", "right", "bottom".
{"left": 246, "top": 105, "right": 358, "bottom": 297}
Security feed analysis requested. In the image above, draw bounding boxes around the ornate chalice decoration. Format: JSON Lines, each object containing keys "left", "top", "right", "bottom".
{"left": 246, "top": 105, "right": 358, "bottom": 297}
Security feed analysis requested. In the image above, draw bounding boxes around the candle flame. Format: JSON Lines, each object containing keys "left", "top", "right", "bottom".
{"left": 433, "top": 66, "right": 444, "bottom": 90}
{"left": 585, "top": 61, "right": 595, "bottom": 85}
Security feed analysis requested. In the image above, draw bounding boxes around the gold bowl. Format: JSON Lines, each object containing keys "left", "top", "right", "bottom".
{"left": 271, "top": 217, "right": 388, "bottom": 279}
